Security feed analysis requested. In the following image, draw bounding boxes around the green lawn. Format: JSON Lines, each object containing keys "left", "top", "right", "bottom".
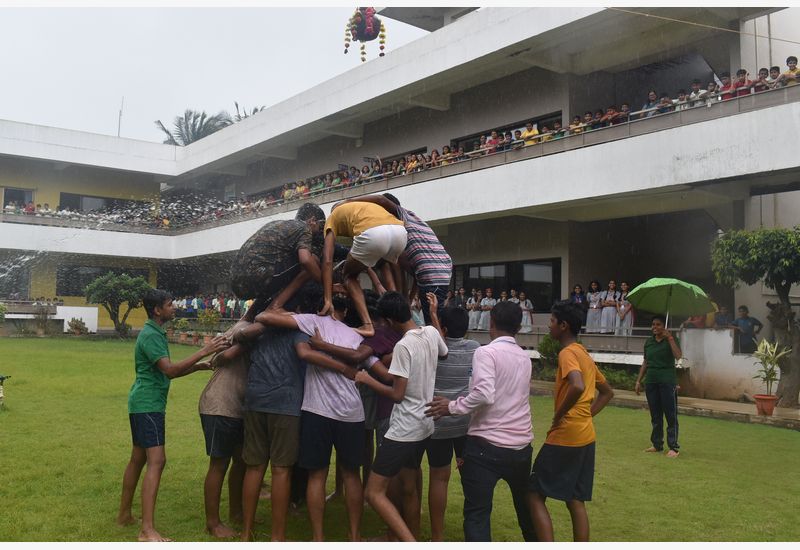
{"left": 1, "top": 337, "right": 798, "bottom": 542}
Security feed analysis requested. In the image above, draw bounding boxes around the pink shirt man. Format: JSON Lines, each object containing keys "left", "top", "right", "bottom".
{"left": 448, "top": 336, "right": 533, "bottom": 449}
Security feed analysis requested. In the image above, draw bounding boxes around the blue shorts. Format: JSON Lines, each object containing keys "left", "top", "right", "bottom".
{"left": 529, "top": 442, "right": 596, "bottom": 502}
{"left": 129, "top": 412, "right": 165, "bottom": 449}
{"left": 200, "top": 414, "right": 244, "bottom": 459}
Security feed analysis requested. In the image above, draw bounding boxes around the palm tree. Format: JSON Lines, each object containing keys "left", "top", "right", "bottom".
{"left": 154, "top": 109, "right": 233, "bottom": 146}
{"left": 233, "top": 102, "right": 266, "bottom": 122}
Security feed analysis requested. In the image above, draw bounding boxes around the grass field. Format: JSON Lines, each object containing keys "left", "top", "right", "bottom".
{"left": 1, "top": 337, "right": 799, "bottom": 542}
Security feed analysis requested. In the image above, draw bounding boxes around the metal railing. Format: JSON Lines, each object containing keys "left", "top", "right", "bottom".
{"left": 3, "top": 83, "right": 798, "bottom": 236}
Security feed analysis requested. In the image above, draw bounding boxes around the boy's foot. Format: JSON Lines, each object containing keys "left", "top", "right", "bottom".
{"left": 116, "top": 513, "right": 138, "bottom": 526}
{"left": 354, "top": 323, "right": 375, "bottom": 338}
{"left": 666, "top": 449, "right": 680, "bottom": 458}
{"left": 206, "top": 523, "right": 238, "bottom": 538}
{"left": 643, "top": 447, "right": 661, "bottom": 453}
{"left": 137, "top": 528, "right": 173, "bottom": 542}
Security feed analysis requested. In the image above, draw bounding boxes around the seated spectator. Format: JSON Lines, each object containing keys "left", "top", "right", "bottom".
{"left": 424, "top": 154, "right": 433, "bottom": 169}
{"left": 689, "top": 79, "right": 707, "bottom": 106}
{"left": 406, "top": 155, "right": 418, "bottom": 172}
{"left": 430, "top": 149, "right": 441, "bottom": 167}
{"left": 502, "top": 131, "right": 514, "bottom": 151}
{"left": 680, "top": 315, "right": 705, "bottom": 329}
{"left": 733, "top": 68, "right": 754, "bottom": 97}
{"left": 656, "top": 93, "right": 674, "bottom": 114}
{"left": 397, "top": 158, "right": 407, "bottom": 175}
{"left": 455, "top": 146, "right": 467, "bottom": 161}
{"left": 552, "top": 120, "right": 565, "bottom": 138}
{"left": 3, "top": 201, "right": 15, "bottom": 213}
{"left": 753, "top": 67, "right": 771, "bottom": 92}
{"left": 640, "top": 90, "right": 659, "bottom": 118}
{"left": 777, "top": 55, "right": 799, "bottom": 87}
{"left": 295, "top": 180, "right": 309, "bottom": 197}
{"left": 520, "top": 121, "right": 539, "bottom": 146}
{"left": 416, "top": 153, "right": 427, "bottom": 170}
{"left": 719, "top": 72, "right": 736, "bottom": 100}
{"left": 23, "top": 201, "right": 35, "bottom": 215}
{"left": 673, "top": 89, "right": 689, "bottom": 111}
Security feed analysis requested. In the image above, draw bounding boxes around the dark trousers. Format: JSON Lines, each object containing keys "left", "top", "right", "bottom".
{"left": 419, "top": 285, "right": 447, "bottom": 325}
{"left": 459, "top": 436, "right": 537, "bottom": 542}
{"left": 645, "top": 383, "right": 679, "bottom": 451}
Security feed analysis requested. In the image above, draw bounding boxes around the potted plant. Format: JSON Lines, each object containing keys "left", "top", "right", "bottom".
{"left": 165, "top": 321, "right": 175, "bottom": 339}
{"left": 175, "top": 318, "right": 190, "bottom": 344}
{"left": 752, "top": 339, "right": 791, "bottom": 416}
{"left": 197, "top": 309, "right": 221, "bottom": 345}
{"left": 67, "top": 317, "right": 88, "bottom": 336}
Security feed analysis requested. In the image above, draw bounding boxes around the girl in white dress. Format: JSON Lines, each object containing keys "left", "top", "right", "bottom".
{"left": 509, "top": 289, "right": 520, "bottom": 304}
{"left": 616, "top": 281, "right": 634, "bottom": 336}
{"left": 600, "top": 280, "right": 621, "bottom": 334}
{"left": 518, "top": 291, "right": 533, "bottom": 333}
{"left": 467, "top": 290, "right": 482, "bottom": 330}
{"left": 586, "top": 280, "right": 603, "bottom": 333}
{"left": 478, "top": 288, "right": 497, "bottom": 330}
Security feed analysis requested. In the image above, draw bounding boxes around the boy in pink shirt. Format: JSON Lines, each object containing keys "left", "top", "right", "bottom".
{"left": 426, "top": 301, "right": 536, "bottom": 542}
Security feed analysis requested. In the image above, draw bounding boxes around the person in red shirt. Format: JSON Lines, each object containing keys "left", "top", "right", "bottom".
{"left": 718, "top": 72, "right": 736, "bottom": 100}
{"left": 753, "top": 67, "right": 771, "bottom": 93}
{"left": 732, "top": 68, "right": 754, "bottom": 97}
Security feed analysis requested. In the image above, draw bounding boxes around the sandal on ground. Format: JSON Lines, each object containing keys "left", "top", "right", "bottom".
{"left": 666, "top": 449, "right": 680, "bottom": 458}
{"left": 643, "top": 447, "right": 661, "bottom": 453}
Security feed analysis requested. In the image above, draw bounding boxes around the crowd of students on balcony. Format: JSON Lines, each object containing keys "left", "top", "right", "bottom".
{"left": 3, "top": 57, "right": 797, "bottom": 233}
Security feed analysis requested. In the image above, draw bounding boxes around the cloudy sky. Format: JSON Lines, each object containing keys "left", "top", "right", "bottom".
{"left": 0, "top": 7, "right": 428, "bottom": 142}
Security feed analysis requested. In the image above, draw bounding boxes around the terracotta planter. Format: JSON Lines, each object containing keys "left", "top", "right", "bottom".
{"left": 754, "top": 394, "right": 778, "bottom": 416}
{"left": 192, "top": 332, "right": 200, "bottom": 345}
{"left": 178, "top": 332, "right": 188, "bottom": 344}
{"left": 203, "top": 334, "right": 213, "bottom": 346}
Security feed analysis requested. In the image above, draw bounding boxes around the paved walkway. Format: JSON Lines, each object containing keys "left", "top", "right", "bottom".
{"left": 530, "top": 380, "right": 800, "bottom": 431}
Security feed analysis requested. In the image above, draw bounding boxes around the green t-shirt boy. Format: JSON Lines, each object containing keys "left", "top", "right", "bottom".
{"left": 128, "top": 319, "right": 171, "bottom": 414}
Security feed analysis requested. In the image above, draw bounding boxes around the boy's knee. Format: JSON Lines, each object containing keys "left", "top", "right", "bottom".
{"left": 148, "top": 455, "right": 167, "bottom": 470}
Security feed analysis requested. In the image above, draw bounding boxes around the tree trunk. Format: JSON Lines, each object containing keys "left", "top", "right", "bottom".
{"left": 767, "top": 302, "right": 800, "bottom": 408}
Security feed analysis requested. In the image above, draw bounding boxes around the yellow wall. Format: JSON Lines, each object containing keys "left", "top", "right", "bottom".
{"left": 0, "top": 157, "right": 159, "bottom": 208}
{"left": 29, "top": 254, "right": 158, "bottom": 330}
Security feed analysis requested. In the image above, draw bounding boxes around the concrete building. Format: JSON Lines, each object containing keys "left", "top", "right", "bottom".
{"left": 1, "top": 7, "right": 799, "bottom": 396}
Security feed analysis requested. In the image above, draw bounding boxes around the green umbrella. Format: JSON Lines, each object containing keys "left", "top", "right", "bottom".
{"left": 627, "top": 277, "right": 714, "bottom": 326}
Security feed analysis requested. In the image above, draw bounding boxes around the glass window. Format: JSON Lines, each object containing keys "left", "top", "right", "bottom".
{"left": 524, "top": 263, "right": 552, "bottom": 283}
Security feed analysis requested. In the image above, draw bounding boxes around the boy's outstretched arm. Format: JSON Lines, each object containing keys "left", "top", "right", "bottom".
{"left": 550, "top": 370, "right": 585, "bottom": 432}
{"left": 591, "top": 381, "right": 614, "bottom": 417}
{"left": 355, "top": 370, "right": 408, "bottom": 403}
{"left": 156, "top": 336, "right": 229, "bottom": 379}
{"left": 295, "top": 342, "right": 358, "bottom": 380}
{"left": 308, "top": 328, "right": 373, "bottom": 365}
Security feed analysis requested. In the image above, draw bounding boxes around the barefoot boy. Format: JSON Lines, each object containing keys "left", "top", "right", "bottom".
{"left": 117, "top": 289, "right": 229, "bottom": 542}
{"left": 528, "top": 301, "right": 614, "bottom": 542}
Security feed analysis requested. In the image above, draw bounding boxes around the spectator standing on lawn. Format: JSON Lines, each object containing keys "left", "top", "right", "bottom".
{"left": 426, "top": 301, "right": 537, "bottom": 542}
{"left": 528, "top": 301, "right": 614, "bottom": 542}
{"left": 635, "top": 314, "right": 682, "bottom": 458}
{"left": 424, "top": 305, "right": 480, "bottom": 541}
{"left": 117, "top": 289, "right": 228, "bottom": 542}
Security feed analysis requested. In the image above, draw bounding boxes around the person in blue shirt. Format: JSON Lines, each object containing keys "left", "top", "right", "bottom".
{"left": 730, "top": 305, "right": 763, "bottom": 354}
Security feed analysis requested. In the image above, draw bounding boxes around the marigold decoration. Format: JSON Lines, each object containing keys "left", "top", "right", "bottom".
{"left": 344, "top": 7, "right": 387, "bottom": 62}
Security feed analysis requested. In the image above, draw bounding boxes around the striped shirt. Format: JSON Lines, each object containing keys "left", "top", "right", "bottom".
{"left": 399, "top": 207, "right": 452, "bottom": 287}
{"left": 432, "top": 337, "right": 480, "bottom": 439}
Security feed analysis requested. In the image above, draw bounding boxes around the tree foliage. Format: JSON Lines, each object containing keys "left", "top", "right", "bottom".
{"left": 85, "top": 273, "right": 151, "bottom": 337}
{"left": 711, "top": 226, "right": 800, "bottom": 306}
{"left": 154, "top": 109, "right": 233, "bottom": 146}
{"left": 233, "top": 101, "right": 265, "bottom": 122}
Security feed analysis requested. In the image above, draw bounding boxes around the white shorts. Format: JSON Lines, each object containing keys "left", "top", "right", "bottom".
{"left": 350, "top": 224, "right": 408, "bottom": 268}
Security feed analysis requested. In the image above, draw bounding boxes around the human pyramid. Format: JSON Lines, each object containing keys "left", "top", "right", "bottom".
{"left": 117, "top": 194, "right": 614, "bottom": 542}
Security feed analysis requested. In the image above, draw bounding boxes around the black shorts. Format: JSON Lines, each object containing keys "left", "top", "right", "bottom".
{"left": 425, "top": 435, "right": 467, "bottom": 468}
{"left": 129, "top": 412, "right": 165, "bottom": 449}
{"left": 200, "top": 414, "right": 244, "bottom": 459}
{"left": 372, "top": 437, "right": 428, "bottom": 478}
{"left": 529, "top": 442, "right": 596, "bottom": 502}
{"left": 297, "top": 411, "right": 364, "bottom": 471}
{"left": 231, "top": 258, "right": 300, "bottom": 301}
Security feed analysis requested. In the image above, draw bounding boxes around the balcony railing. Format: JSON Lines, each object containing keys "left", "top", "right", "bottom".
{"left": 2, "top": 84, "right": 799, "bottom": 237}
